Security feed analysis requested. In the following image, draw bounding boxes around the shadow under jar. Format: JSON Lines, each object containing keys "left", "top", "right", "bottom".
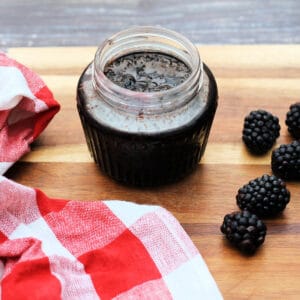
{"left": 77, "top": 26, "right": 218, "bottom": 187}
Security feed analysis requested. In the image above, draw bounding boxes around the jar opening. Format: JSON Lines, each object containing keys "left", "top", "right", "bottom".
{"left": 103, "top": 52, "right": 192, "bottom": 93}
{"left": 92, "top": 26, "right": 203, "bottom": 114}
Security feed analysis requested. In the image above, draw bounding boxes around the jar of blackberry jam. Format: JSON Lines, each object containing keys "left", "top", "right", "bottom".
{"left": 77, "top": 26, "right": 218, "bottom": 186}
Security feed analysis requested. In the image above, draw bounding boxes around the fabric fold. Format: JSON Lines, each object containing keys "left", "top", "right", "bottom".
{"left": 0, "top": 53, "right": 59, "bottom": 175}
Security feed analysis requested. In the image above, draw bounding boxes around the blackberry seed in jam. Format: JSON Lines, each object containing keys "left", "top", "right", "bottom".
{"left": 77, "top": 27, "right": 218, "bottom": 186}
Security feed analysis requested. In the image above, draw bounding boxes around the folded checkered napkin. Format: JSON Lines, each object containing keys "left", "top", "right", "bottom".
{"left": 0, "top": 52, "right": 60, "bottom": 174}
{"left": 0, "top": 52, "right": 222, "bottom": 299}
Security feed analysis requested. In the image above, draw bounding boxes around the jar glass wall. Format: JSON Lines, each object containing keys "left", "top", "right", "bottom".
{"left": 77, "top": 26, "right": 218, "bottom": 186}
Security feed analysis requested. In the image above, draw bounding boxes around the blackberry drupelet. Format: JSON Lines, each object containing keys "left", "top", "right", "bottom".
{"left": 242, "top": 110, "right": 280, "bottom": 154}
{"left": 236, "top": 174, "right": 290, "bottom": 217}
{"left": 286, "top": 102, "right": 300, "bottom": 139}
{"left": 220, "top": 210, "right": 267, "bottom": 254}
{"left": 272, "top": 140, "right": 300, "bottom": 180}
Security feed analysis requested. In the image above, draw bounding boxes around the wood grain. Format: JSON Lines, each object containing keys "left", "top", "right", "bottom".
{"left": 5, "top": 45, "right": 300, "bottom": 299}
{"left": 1, "top": 0, "right": 300, "bottom": 48}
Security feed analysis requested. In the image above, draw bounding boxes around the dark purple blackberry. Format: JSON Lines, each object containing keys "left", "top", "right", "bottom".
{"left": 271, "top": 140, "right": 300, "bottom": 180}
{"left": 286, "top": 102, "right": 300, "bottom": 138}
{"left": 236, "top": 174, "right": 290, "bottom": 217}
{"left": 242, "top": 110, "right": 280, "bottom": 154}
{"left": 220, "top": 210, "right": 267, "bottom": 254}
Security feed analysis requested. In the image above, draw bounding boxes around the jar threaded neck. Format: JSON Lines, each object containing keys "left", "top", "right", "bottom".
{"left": 92, "top": 26, "right": 203, "bottom": 115}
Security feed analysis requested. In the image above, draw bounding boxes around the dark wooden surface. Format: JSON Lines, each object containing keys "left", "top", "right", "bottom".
{"left": 1, "top": 0, "right": 300, "bottom": 48}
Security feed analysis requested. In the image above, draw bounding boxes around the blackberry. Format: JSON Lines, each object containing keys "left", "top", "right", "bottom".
{"left": 286, "top": 102, "right": 300, "bottom": 138}
{"left": 236, "top": 174, "right": 290, "bottom": 217}
{"left": 220, "top": 210, "right": 267, "bottom": 254}
{"left": 271, "top": 140, "right": 300, "bottom": 180}
{"left": 242, "top": 110, "right": 280, "bottom": 154}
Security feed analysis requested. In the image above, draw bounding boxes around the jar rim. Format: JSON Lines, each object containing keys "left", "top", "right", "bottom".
{"left": 92, "top": 26, "right": 203, "bottom": 114}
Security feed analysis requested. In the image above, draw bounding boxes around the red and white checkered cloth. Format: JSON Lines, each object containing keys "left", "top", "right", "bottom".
{"left": 0, "top": 52, "right": 222, "bottom": 299}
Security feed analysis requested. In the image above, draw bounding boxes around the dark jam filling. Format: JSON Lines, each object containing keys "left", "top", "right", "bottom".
{"left": 78, "top": 63, "right": 218, "bottom": 186}
{"left": 104, "top": 52, "right": 192, "bottom": 92}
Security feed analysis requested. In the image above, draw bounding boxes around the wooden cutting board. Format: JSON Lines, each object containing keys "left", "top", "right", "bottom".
{"left": 6, "top": 45, "right": 300, "bottom": 299}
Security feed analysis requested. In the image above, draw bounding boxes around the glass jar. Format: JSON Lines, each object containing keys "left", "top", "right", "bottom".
{"left": 77, "top": 26, "right": 218, "bottom": 186}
